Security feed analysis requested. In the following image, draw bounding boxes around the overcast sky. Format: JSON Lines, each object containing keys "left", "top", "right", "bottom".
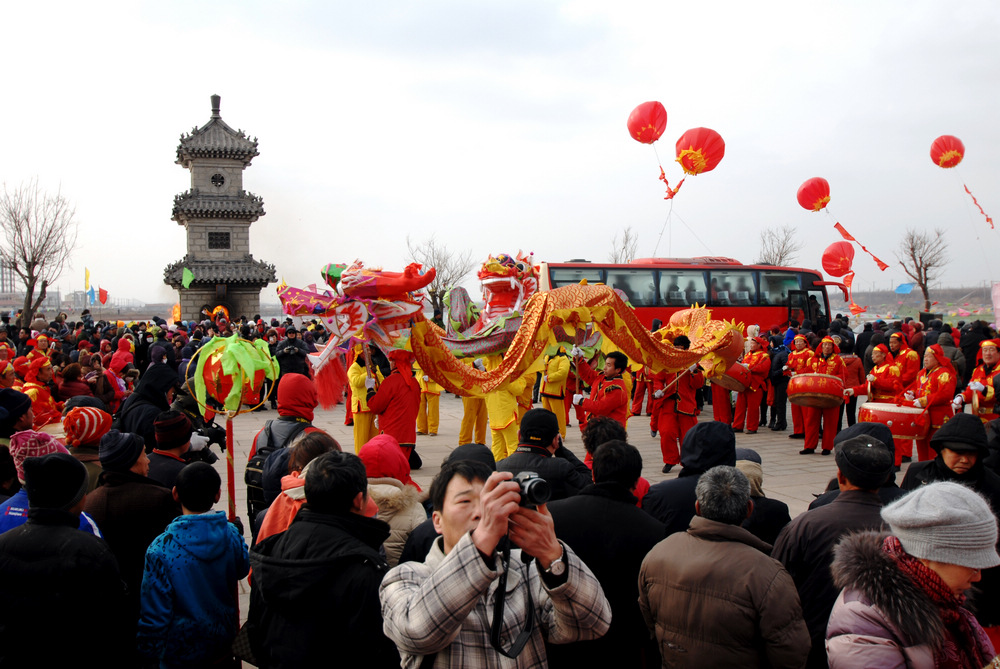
{"left": 3, "top": 0, "right": 999, "bottom": 310}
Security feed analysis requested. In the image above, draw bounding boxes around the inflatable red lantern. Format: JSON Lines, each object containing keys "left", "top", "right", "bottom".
{"left": 627, "top": 101, "right": 667, "bottom": 144}
{"left": 797, "top": 177, "right": 830, "bottom": 212}
{"left": 822, "top": 241, "right": 854, "bottom": 278}
{"left": 930, "top": 135, "right": 964, "bottom": 168}
{"left": 675, "top": 127, "right": 725, "bottom": 175}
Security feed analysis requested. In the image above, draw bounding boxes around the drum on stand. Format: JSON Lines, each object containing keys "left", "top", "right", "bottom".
{"left": 711, "top": 363, "right": 750, "bottom": 393}
{"left": 857, "top": 402, "right": 928, "bottom": 441}
{"left": 788, "top": 373, "right": 844, "bottom": 409}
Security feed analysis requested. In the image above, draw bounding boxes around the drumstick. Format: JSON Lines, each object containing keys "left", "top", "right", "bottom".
{"left": 659, "top": 368, "right": 691, "bottom": 395}
{"left": 362, "top": 341, "right": 379, "bottom": 390}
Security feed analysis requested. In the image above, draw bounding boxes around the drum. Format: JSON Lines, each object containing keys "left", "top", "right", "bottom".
{"left": 38, "top": 422, "right": 66, "bottom": 441}
{"left": 858, "top": 402, "right": 927, "bottom": 441}
{"left": 711, "top": 363, "right": 750, "bottom": 392}
{"left": 788, "top": 373, "right": 844, "bottom": 409}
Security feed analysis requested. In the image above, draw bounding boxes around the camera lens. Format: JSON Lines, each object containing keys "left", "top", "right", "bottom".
{"left": 520, "top": 478, "right": 551, "bottom": 506}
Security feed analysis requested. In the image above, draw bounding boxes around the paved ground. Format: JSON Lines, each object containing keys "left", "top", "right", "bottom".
{"left": 211, "top": 393, "right": 916, "bottom": 633}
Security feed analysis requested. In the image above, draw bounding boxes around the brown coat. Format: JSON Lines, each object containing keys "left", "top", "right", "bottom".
{"left": 639, "top": 515, "right": 810, "bottom": 668}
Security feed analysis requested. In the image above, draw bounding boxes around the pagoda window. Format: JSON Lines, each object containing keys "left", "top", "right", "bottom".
{"left": 208, "top": 232, "right": 231, "bottom": 250}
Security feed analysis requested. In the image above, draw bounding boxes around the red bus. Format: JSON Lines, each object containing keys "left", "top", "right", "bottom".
{"left": 537, "top": 257, "right": 835, "bottom": 333}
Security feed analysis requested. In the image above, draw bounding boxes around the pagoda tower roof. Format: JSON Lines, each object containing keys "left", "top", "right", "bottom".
{"left": 176, "top": 94, "right": 259, "bottom": 168}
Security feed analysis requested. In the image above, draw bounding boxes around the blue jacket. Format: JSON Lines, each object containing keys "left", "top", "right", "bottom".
{"left": 137, "top": 511, "right": 250, "bottom": 667}
{"left": 0, "top": 489, "right": 101, "bottom": 536}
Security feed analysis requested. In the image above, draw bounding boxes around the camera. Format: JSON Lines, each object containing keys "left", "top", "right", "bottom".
{"left": 513, "top": 471, "right": 551, "bottom": 508}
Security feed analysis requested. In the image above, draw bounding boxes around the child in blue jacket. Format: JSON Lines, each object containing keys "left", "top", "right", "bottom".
{"left": 137, "top": 462, "right": 250, "bottom": 667}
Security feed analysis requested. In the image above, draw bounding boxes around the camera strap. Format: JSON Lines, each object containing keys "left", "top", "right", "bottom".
{"left": 489, "top": 535, "right": 534, "bottom": 658}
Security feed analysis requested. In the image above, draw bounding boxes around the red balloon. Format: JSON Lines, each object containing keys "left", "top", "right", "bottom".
{"left": 627, "top": 101, "right": 667, "bottom": 144}
{"left": 675, "top": 127, "right": 725, "bottom": 175}
{"left": 930, "top": 135, "right": 964, "bottom": 168}
{"left": 797, "top": 177, "right": 830, "bottom": 212}
{"left": 822, "top": 241, "right": 855, "bottom": 277}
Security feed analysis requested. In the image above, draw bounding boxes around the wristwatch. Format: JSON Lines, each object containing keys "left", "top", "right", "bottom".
{"left": 544, "top": 547, "right": 566, "bottom": 577}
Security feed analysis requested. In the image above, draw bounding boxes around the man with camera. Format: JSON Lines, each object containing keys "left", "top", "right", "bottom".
{"left": 380, "top": 459, "right": 611, "bottom": 668}
{"left": 498, "top": 408, "right": 592, "bottom": 501}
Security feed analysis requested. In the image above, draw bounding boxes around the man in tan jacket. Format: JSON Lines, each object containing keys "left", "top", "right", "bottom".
{"left": 639, "top": 465, "right": 809, "bottom": 668}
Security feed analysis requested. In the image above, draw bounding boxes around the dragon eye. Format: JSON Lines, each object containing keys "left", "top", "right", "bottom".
{"left": 515, "top": 262, "right": 527, "bottom": 272}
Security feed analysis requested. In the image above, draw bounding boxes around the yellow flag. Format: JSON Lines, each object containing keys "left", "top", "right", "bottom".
{"left": 85, "top": 268, "right": 90, "bottom": 291}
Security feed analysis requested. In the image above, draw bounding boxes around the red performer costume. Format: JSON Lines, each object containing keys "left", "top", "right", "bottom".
{"left": 784, "top": 334, "right": 814, "bottom": 438}
{"left": 850, "top": 344, "right": 903, "bottom": 403}
{"left": 650, "top": 361, "right": 703, "bottom": 472}
{"left": 21, "top": 356, "right": 63, "bottom": 429}
{"left": 956, "top": 339, "right": 1000, "bottom": 423}
{"left": 899, "top": 344, "right": 957, "bottom": 463}
{"left": 888, "top": 332, "right": 921, "bottom": 388}
{"left": 25, "top": 334, "right": 51, "bottom": 362}
{"left": 631, "top": 365, "right": 653, "bottom": 416}
{"left": 733, "top": 337, "right": 770, "bottom": 433}
{"left": 572, "top": 351, "right": 629, "bottom": 430}
{"left": 366, "top": 350, "right": 421, "bottom": 467}
{"left": 801, "top": 337, "right": 844, "bottom": 455}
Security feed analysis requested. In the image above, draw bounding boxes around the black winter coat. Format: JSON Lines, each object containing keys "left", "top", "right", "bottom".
{"left": 0, "top": 509, "right": 130, "bottom": 667}
{"left": 497, "top": 444, "right": 592, "bottom": 502}
{"left": 547, "top": 482, "right": 665, "bottom": 668}
{"left": 248, "top": 508, "right": 399, "bottom": 669}
{"left": 771, "top": 490, "right": 886, "bottom": 669}
{"left": 119, "top": 363, "right": 178, "bottom": 451}
{"left": 275, "top": 337, "right": 310, "bottom": 377}
{"left": 641, "top": 421, "right": 736, "bottom": 536}
{"left": 742, "top": 495, "right": 791, "bottom": 546}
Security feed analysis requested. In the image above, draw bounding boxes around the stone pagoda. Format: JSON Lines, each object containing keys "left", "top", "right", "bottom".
{"left": 163, "top": 94, "right": 276, "bottom": 321}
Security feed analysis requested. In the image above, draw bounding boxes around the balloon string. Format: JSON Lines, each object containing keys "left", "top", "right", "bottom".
{"left": 652, "top": 197, "right": 675, "bottom": 257}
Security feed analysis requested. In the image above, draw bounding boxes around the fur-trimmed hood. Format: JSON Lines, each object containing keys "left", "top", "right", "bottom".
{"left": 831, "top": 531, "right": 946, "bottom": 647}
{"left": 367, "top": 477, "right": 426, "bottom": 514}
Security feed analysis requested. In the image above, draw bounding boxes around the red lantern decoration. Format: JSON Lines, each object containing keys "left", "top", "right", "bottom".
{"left": 822, "top": 241, "right": 855, "bottom": 278}
{"left": 930, "top": 135, "right": 964, "bottom": 168}
{"left": 627, "top": 101, "right": 667, "bottom": 144}
{"left": 797, "top": 177, "right": 831, "bottom": 212}
{"left": 675, "top": 127, "right": 725, "bottom": 175}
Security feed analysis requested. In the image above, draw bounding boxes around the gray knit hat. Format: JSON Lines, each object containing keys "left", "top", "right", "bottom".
{"left": 881, "top": 481, "right": 1000, "bottom": 569}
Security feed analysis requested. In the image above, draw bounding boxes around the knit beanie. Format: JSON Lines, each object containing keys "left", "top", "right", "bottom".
{"left": 99, "top": 430, "right": 145, "bottom": 472}
{"left": 447, "top": 443, "right": 498, "bottom": 472}
{"left": 22, "top": 452, "right": 88, "bottom": 511}
{"left": 63, "top": 407, "right": 113, "bottom": 447}
{"left": 930, "top": 413, "right": 989, "bottom": 455}
{"left": 153, "top": 412, "right": 192, "bottom": 450}
{"left": 881, "top": 481, "right": 1000, "bottom": 570}
{"left": 9, "top": 430, "right": 69, "bottom": 482}
{"left": 834, "top": 436, "right": 893, "bottom": 490}
{"left": 0, "top": 389, "right": 32, "bottom": 427}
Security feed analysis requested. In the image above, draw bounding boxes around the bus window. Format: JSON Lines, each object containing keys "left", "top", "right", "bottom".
{"left": 606, "top": 269, "right": 657, "bottom": 306}
{"left": 759, "top": 271, "right": 800, "bottom": 306}
{"left": 709, "top": 270, "right": 756, "bottom": 306}
{"left": 550, "top": 267, "right": 603, "bottom": 288}
{"left": 662, "top": 270, "right": 708, "bottom": 306}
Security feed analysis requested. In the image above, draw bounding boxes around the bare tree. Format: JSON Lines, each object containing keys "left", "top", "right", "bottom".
{"left": 754, "top": 225, "right": 803, "bottom": 265}
{"left": 896, "top": 227, "right": 948, "bottom": 312}
{"left": 609, "top": 226, "right": 639, "bottom": 263}
{"left": 406, "top": 235, "right": 476, "bottom": 315}
{"left": 0, "top": 179, "right": 79, "bottom": 328}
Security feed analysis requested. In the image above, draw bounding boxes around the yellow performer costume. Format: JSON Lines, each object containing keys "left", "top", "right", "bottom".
{"left": 347, "top": 358, "right": 383, "bottom": 453}
{"left": 480, "top": 355, "right": 527, "bottom": 461}
{"left": 415, "top": 363, "right": 442, "bottom": 436}
{"left": 539, "top": 352, "right": 570, "bottom": 437}
{"left": 516, "top": 371, "right": 535, "bottom": 424}
{"left": 458, "top": 358, "right": 488, "bottom": 445}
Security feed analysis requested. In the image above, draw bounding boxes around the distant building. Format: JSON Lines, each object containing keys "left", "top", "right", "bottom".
{"left": 163, "top": 95, "right": 276, "bottom": 321}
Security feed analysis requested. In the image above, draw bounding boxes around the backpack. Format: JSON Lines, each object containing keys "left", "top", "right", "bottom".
{"left": 245, "top": 419, "right": 309, "bottom": 521}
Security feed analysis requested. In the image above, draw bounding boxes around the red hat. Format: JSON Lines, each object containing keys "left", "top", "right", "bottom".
{"left": 387, "top": 349, "right": 415, "bottom": 365}
{"left": 753, "top": 336, "right": 768, "bottom": 349}
{"left": 358, "top": 434, "right": 421, "bottom": 491}
{"left": 77, "top": 340, "right": 93, "bottom": 351}
{"left": 277, "top": 373, "right": 318, "bottom": 422}
{"left": 63, "top": 407, "right": 113, "bottom": 447}
{"left": 24, "top": 356, "right": 51, "bottom": 383}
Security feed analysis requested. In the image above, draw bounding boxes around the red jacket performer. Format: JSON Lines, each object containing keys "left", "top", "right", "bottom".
{"left": 954, "top": 339, "right": 1000, "bottom": 423}
{"left": 900, "top": 344, "right": 957, "bottom": 463}
{"left": 571, "top": 349, "right": 629, "bottom": 429}
{"left": 800, "top": 337, "right": 845, "bottom": 456}
{"left": 783, "top": 334, "right": 815, "bottom": 439}
{"left": 847, "top": 344, "right": 902, "bottom": 403}
{"left": 367, "top": 349, "right": 422, "bottom": 469}
{"left": 888, "top": 332, "right": 921, "bottom": 388}
{"left": 733, "top": 337, "right": 770, "bottom": 434}
{"left": 649, "top": 335, "right": 702, "bottom": 474}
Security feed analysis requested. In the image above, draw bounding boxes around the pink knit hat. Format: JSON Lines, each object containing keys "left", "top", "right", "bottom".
{"left": 9, "top": 430, "right": 69, "bottom": 482}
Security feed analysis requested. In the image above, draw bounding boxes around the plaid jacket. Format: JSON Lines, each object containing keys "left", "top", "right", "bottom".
{"left": 380, "top": 532, "right": 612, "bottom": 668}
